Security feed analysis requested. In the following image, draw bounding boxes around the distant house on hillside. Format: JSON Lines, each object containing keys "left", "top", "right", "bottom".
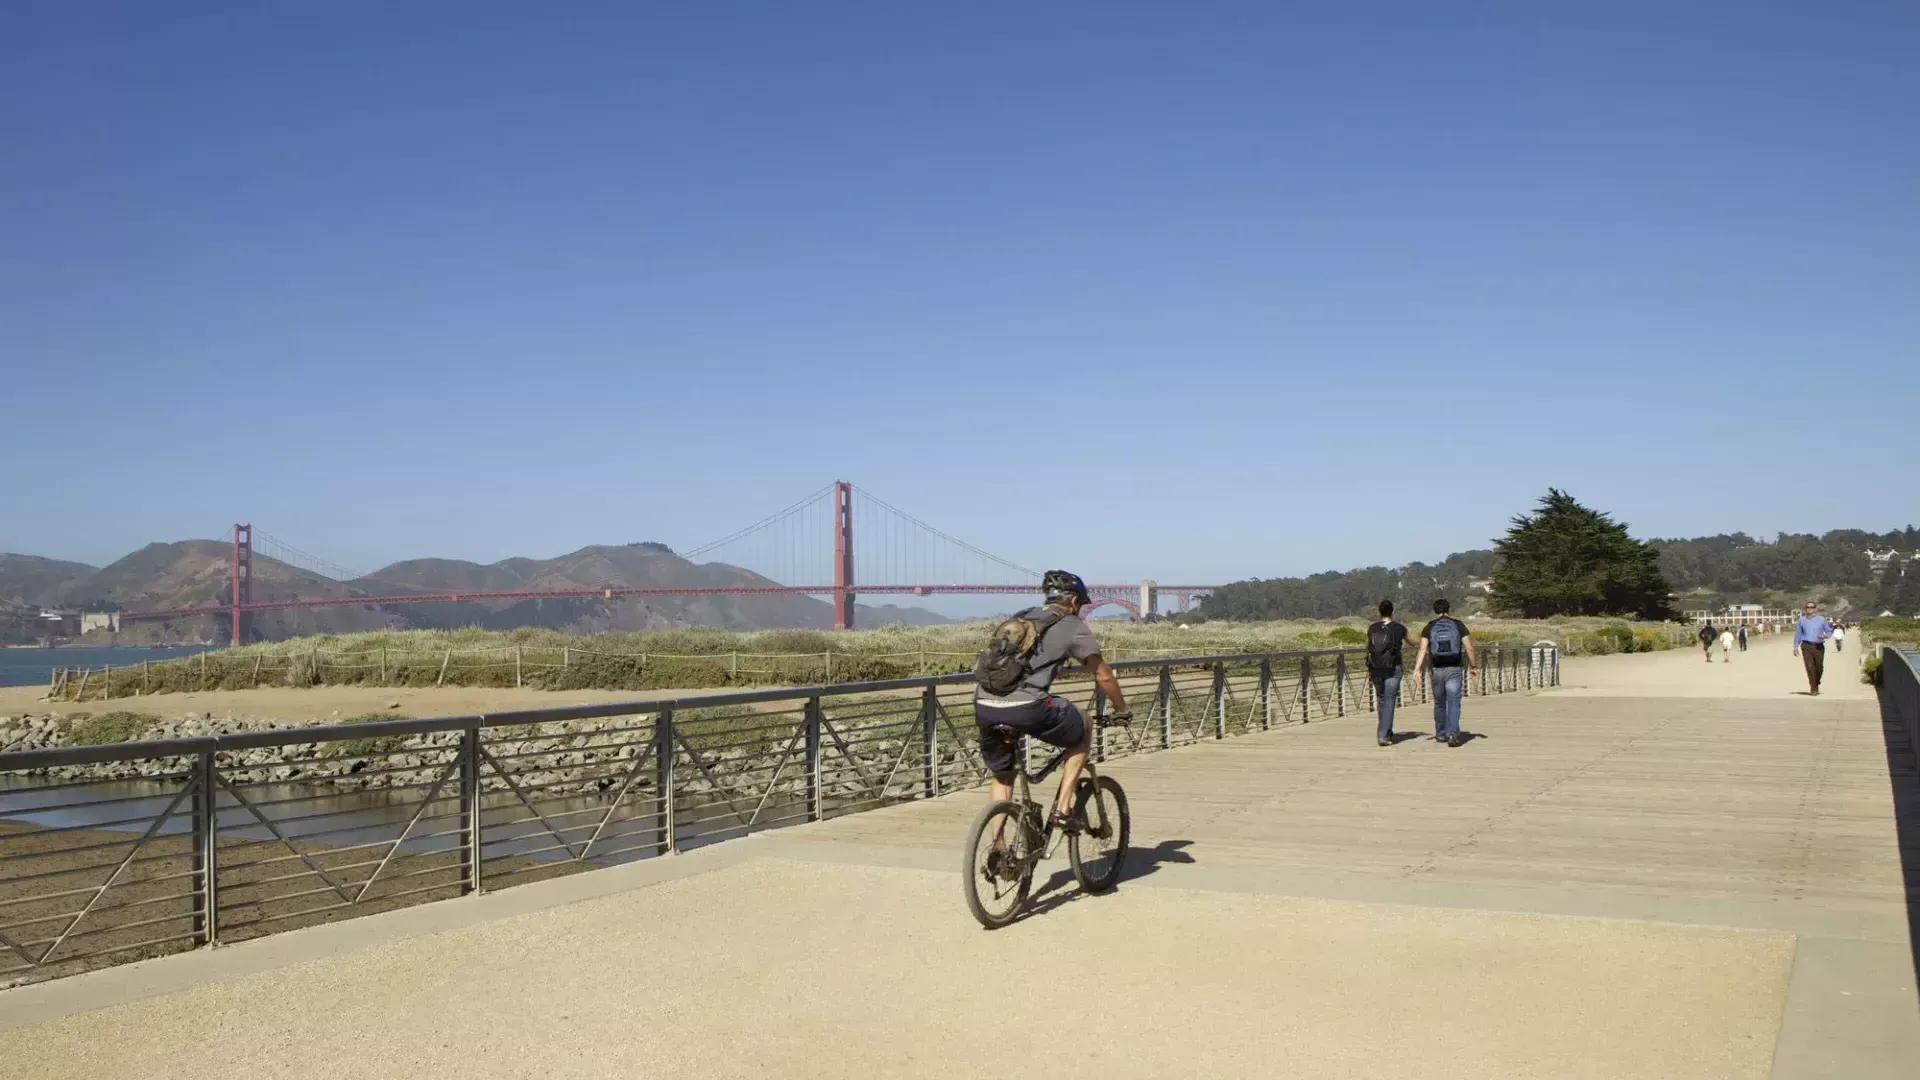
{"left": 1866, "top": 548, "right": 1902, "bottom": 572}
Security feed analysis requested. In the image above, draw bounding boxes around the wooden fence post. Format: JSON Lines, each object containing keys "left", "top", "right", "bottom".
{"left": 437, "top": 649, "right": 452, "bottom": 687}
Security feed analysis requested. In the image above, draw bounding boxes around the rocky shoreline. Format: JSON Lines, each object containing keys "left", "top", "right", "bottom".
{"left": 0, "top": 705, "right": 957, "bottom": 800}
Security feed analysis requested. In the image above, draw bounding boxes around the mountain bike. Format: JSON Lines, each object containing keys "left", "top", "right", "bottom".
{"left": 962, "top": 724, "right": 1129, "bottom": 929}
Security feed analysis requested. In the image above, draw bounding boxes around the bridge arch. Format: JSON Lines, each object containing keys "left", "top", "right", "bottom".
{"left": 1083, "top": 597, "right": 1141, "bottom": 618}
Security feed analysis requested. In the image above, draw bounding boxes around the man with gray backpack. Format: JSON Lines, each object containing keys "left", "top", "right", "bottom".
{"left": 1410, "top": 598, "right": 1478, "bottom": 747}
{"left": 973, "top": 570, "right": 1134, "bottom": 831}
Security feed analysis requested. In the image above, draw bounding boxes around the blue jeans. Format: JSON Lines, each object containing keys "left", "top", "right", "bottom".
{"left": 1430, "top": 666, "right": 1465, "bottom": 740}
{"left": 1370, "top": 670, "right": 1401, "bottom": 740}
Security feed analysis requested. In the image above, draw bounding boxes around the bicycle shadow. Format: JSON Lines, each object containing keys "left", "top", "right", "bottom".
{"left": 1022, "top": 838, "right": 1197, "bottom": 919}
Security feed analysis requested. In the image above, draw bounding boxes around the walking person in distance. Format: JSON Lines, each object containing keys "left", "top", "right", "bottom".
{"left": 1736, "top": 624, "right": 1748, "bottom": 652}
{"left": 1411, "top": 599, "right": 1478, "bottom": 747}
{"left": 1718, "top": 626, "right": 1734, "bottom": 662}
{"left": 1791, "top": 600, "right": 1833, "bottom": 696}
{"left": 1831, "top": 622, "right": 1847, "bottom": 654}
{"left": 1365, "top": 600, "right": 1411, "bottom": 746}
{"left": 1697, "top": 621, "right": 1717, "bottom": 662}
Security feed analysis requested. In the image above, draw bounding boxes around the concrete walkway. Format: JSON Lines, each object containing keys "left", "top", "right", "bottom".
{"left": 2, "top": 642, "right": 1915, "bottom": 1079}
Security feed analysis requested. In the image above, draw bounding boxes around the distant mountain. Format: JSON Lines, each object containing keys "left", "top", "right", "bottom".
{"left": 348, "top": 544, "right": 949, "bottom": 632}
{"left": 0, "top": 554, "right": 97, "bottom": 606}
{"left": 0, "top": 539, "right": 946, "bottom": 642}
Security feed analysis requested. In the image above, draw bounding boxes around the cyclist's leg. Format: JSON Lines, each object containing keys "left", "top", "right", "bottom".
{"left": 974, "top": 703, "right": 1027, "bottom": 805}
{"left": 1033, "top": 697, "right": 1090, "bottom": 818}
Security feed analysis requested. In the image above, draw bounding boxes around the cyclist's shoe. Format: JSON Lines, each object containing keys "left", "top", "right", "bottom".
{"left": 1101, "top": 708, "right": 1135, "bottom": 727}
{"left": 1048, "top": 807, "right": 1087, "bottom": 834}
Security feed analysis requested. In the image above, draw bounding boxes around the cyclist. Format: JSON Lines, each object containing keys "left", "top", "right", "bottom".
{"left": 974, "top": 570, "right": 1133, "bottom": 831}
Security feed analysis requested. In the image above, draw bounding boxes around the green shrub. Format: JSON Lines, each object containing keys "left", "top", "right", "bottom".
{"left": 1863, "top": 617, "right": 1920, "bottom": 647}
{"left": 1326, "top": 627, "right": 1366, "bottom": 645}
{"left": 1862, "top": 656, "right": 1882, "bottom": 687}
{"left": 65, "top": 711, "right": 160, "bottom": 746}
{"left": 1593, "top": 626, "right": 1637, "bottom": 654}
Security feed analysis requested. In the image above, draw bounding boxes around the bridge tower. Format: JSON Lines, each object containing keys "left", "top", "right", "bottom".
{"left": 832, "top": 482, "right": 855, "bottom": 630}
{"left": 1140, "top": 579, "right": 1158, "bottom": 620}
{"left": 231, "top": 524, "right": 252, "bottom": 646}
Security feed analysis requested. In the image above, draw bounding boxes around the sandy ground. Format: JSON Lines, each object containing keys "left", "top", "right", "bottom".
{"left": 0, "top": 683, "right": 731, "bottom": 722}
{"left": 1555, "top": 633, "right": 1875, "bottom": 699}
{"left": 0, "top": 858, "right": 1794, "bottom": 1080}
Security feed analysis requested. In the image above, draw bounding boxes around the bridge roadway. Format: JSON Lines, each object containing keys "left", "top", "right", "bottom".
{"left": 2, "top": 640, "right": 1916, "bottom": 1079}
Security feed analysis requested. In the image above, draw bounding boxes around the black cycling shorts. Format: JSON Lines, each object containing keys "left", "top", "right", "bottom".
{"left": 974, "top": 696, "right": 1086, "bottom": 779}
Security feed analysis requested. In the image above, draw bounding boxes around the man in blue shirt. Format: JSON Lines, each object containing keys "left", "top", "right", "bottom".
{"left": 1791, "top": 600, "right": 1834, "bottom": 696}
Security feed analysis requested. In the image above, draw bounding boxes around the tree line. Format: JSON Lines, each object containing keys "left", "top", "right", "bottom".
{"left": 1194, "top": 491, "right": 1917, "bottom": 622}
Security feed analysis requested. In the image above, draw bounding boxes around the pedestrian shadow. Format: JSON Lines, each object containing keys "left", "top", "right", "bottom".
{"left": 1872, "top": 686, "right": 1920, "bottom": 1001}
{"left": 1452, "top": 731, "right": 1489, "bottom": 744}
{"left": 1382, "top": 732, "right": 1423, "bottom": 745}
{"left": 1022, "top": 839, "right": 1198, "bottom": 918}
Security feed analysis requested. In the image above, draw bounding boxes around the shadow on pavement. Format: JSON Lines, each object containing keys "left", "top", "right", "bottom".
{"left": 1023, "top": 839, "right": 1197, "bottom": 919}
{"left": 1873, "top": 687, "right": 1920, "bottom": 998}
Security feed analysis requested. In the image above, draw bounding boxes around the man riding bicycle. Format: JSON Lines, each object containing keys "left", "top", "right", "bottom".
{"left": 974, "top": 570, "right": 1134, "bottom": 831}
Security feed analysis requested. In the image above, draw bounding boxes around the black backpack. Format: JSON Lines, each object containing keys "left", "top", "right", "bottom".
{"left": 974, "top": 606, "right": 1067, "bottom": 696}
{"left": 1366, "top": 621, "right": 1400, "bottom": 672}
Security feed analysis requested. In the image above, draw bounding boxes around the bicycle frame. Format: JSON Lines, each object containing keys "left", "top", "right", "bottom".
{"left": 997, "top": 733, "right": 1104, "bottom": 861}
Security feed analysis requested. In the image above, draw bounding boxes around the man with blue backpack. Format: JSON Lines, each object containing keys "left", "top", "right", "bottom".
{"left": 1410, "top": 598, "right": 1479, "bottom": 747}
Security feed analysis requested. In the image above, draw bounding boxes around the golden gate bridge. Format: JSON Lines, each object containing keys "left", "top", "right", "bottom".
{"left": 119, "top": 483, "right": 1217, "bottom": 643}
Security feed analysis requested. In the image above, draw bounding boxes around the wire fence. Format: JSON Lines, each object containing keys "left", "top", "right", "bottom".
{"left": 45, "top": 631, "right": 1660, "bottom": 703}
{"left": 42, "top": 645, "right": 1301, "bottom": 703}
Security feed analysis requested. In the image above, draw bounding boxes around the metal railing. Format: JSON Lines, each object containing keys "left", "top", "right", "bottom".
{"left": 0, "top": 644, "right": 1556, "bottom": 983}
{"left": 1878, "top": 644, "right": 1920, "bottom": 754}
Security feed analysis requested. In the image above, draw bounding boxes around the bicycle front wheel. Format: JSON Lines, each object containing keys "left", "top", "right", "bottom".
{"left": 1068, "top": 776, "right": 1129, "bottom": 893}
{"left": 963, "top": 800, "right": 1034, "bottom": 929}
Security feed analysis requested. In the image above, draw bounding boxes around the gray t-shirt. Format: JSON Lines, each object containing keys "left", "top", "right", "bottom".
{"left": 976, "top": 609, "right": 1101, "bottom": 704}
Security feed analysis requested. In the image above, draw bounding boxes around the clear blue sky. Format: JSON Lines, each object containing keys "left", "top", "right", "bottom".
{"left": 4, "top": 1, "right": 1916, "bottom": 588}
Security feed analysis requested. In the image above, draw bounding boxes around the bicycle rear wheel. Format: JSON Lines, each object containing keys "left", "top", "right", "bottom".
{"left": 963, "top": 800, "right": 1035, "bottom": 929}
{"left": 1068, "top": 776, "right": 1129, "bottom": 893}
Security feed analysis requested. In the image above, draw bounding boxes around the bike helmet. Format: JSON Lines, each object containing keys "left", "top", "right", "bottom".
{"left": 1042, "top": 569, "right": 1091, "bottom": 605}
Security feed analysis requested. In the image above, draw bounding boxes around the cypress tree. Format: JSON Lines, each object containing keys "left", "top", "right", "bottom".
{"left": 1489, "top": 490, "right": 1676, "bottom": 619}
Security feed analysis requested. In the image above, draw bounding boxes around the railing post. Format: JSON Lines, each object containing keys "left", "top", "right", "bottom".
{"left": 655, "top": 709, "right": 675, "bottom": 854}
{"left": 805, "top": 696, "right": 824, "bottom": 820}
{"left": 1258, "top": 658, "right": 1272, "bottom": 731}
{"left": 1158, "top": 667, "right": 1173, "bottom": 749}
{"left": 459, "top": 720, "right": 482, "bottom": 894}
{"left": 191, "top": 749, "right": 218, "bottom": 946}
{"left": 1335, "top": 654, "right": 1348, "bottom": 716}
{"left": 1212, "top": 662, "right": 1227, "bottom": 739}
{"left": 920, "top": 686, "right": 938, "bottom": 798}
{"left": 1091, "top": 691, "right": 1107, "bottom": 763}
{"left": 1299, "top": 656, "right": 1311, "bottom": 722}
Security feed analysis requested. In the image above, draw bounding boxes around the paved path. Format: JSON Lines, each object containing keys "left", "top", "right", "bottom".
{"left": 3, "top": 641, "right": 1915, "bottom": 1079}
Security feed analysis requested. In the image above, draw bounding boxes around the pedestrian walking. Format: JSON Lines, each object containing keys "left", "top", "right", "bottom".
{"left": 1364, "top": 599, "right": 1411, "bottom": 746}
{"left": 1698, "top": 621, "right": 1717, "bottom": 662}
{"left": 1791, "top": 600, "right": 1833, "bottom": 696}
{"left": 1411, "top": 598, "right": 1477, "bottom": 747}
{"left": 1736, "top": 624, "right": 1748, "bottom": 652}
{"left": 1718, "top": 627, "right": 1734, "bottom": 662}
{"left": 1831, "top": 623, "right": 1847, "bottom": 653}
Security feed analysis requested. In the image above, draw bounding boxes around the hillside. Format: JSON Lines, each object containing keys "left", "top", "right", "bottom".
{"left": 0, "top": 539, "right": 946, "bottom": 643}
{"left": 349, "top": 544, "right": 948, "bottom": 632}
{"left": 0, "top": 554, "right": 97, "bottom": 606}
